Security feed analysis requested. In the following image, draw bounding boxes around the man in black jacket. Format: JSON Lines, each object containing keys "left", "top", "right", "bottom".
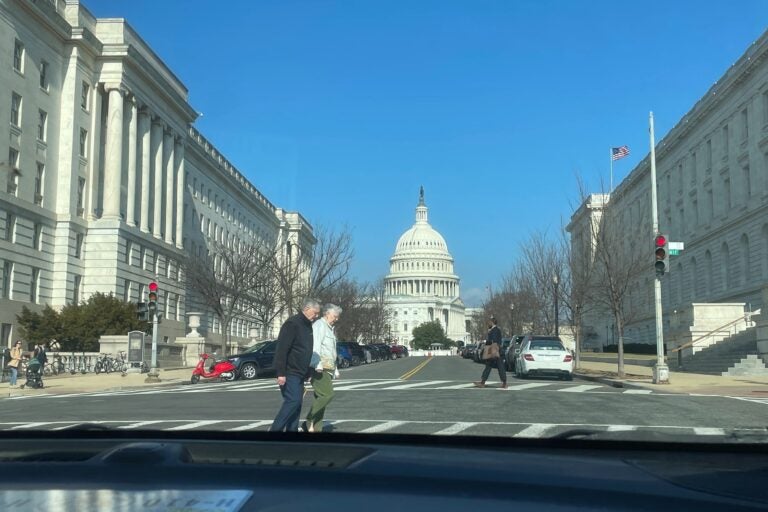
{"left": 270, "top": 299, "right": 321, "bottom": 432}
{"left": 474, "top": 317, "right": 507, "bottom": 389}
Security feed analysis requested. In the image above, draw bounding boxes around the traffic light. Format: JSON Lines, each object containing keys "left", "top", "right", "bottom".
{"left": 654, "top": 234, "right": 669, "bottom": 276}
{"left": 147, "top": 281, "right": 158, "bottom": 317}
{"left": 137, "top": 302, "right": 148, "bottom": 322}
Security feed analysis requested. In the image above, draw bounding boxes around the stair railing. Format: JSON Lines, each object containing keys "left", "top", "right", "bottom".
{"left": 670, "top": 314, "right": 754, "bottom": 368}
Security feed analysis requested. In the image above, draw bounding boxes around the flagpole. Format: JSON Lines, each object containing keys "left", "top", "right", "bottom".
{"left": 609, "top": 147, "right": 613, "bottom": 192}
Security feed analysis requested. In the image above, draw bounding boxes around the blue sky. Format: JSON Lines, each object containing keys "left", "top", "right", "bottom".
{"left": 90, "top": 1, "right": 768, "bottom": 306}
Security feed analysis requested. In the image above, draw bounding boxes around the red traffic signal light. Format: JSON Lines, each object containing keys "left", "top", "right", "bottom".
{"left": 148, "top": 281, "right": 158, "bottom": 303}
{"left": 148, "top": 281, "right": 158, "bottom": 293}
{"left": 654, "top": 235, "right": 666, "bottom": 247}
{"left": 654, "top": 234, "right": 669, "bottom": 275}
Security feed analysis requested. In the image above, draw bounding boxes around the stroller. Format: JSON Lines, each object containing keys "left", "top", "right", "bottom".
{"left": 20, "top": 358, "right": 44, "bottom": 389}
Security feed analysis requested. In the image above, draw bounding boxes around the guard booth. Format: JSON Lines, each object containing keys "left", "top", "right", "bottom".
{"left": 127, "top": 331, "right": 146, "bottom": 371}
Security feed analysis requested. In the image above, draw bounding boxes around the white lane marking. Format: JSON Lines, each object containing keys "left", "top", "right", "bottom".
{"left": 513, "top": 423, "right": 556, "bottom": 438}
{"left": 623, "top": 389, "right": 653, "bottom": 394}
{"left": 118, "top": 420, "right": 166, "bottom": 429}
{"left": 358, "top": 421, "right": 407, "bottom": 433}
{"left": 606, "top": 425, "right": 638, "bottom": 432}
{"left": 227, "top": 420, "right": 273, "bottom": 431}
{"left": 379, "top": 380, "right": 452, "bottom": 390}
{"left": 504, "top": 383, "right": 551, "bottom": 391}
{"left": 433, "top": 422, "right": 476, "bottom": 435}
{"left": 434, "top": 383, "right": 477, "bottom": 389}
{"left": 165, "top": 420, "right": 221, "bottom": 431}
{"left": 558, "top": 385, "right": 603, "bottom": 393}
{"left": 11, "top": 422, "right": 51, "bottom": 430}
{"left": 693, "top": 427, "right": 726, "bottom": 436}
{"left": 333, "top": 380, "right": 401, "bottom": 390}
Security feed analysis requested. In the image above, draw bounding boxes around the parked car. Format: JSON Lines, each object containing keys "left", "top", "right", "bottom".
{"left": 336, "top": 344, "right": 353, "bottom": 369}
{"left": 390, "top": 345, "right": 409, "bottom": 358}
{"left": 505, "top": 335, "right": 526, "bottom": 370}
{"left": 337, "top": 341, "right": 365, "bottom": 366}
{"left": 367, "top": 344, "right": 392, "bottom": 361}
{"left": 227, "top": 340, "right": 277, "bottom": 380}
{"left": 513, "top": 335, "right": 573, "bottom": 380}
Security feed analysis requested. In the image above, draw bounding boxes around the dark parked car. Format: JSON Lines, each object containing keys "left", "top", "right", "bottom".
{"left": 227, "top": 340, "right": 277, "bottom": 380}
{"left": 337, "top": 344, "right": 353, "bottom": 368}
{"left": 337, "top": 341, "right": 365, "bottom": 366}
{"left": 370, "top": 344, "right": 396, "bottom": 360}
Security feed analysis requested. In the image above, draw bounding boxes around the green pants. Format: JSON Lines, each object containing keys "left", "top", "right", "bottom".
{"left": 306, "top": 369, "right": 335, "bottom": 429}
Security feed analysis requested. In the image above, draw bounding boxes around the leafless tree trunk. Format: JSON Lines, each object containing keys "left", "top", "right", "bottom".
{"left": 183, "top": 240, "right": 274, "bottom": 358}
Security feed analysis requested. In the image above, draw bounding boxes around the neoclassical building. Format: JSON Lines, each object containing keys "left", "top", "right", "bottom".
{"left": 0, "top": 0, "right": 314, "bottom": 350}
{"left": 568, "top": 28, "right": 768, "bottom": 351}
{"left": 384, "top": 189, "right": 468, "bottom": 345}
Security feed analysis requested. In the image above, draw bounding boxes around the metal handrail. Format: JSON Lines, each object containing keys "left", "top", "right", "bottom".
{"left": 669, "top": 315, "right": 751, "bottom": 353}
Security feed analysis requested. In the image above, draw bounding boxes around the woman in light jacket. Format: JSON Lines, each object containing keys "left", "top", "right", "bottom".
{"left": 303, "top": 304, "right": 342, "bottom": 433}
{"left": 8, "top": 340, "right": 23, "bottom": 387}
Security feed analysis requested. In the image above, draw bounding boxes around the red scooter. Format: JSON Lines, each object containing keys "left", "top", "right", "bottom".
{"left": 190, "top": 353, "right": 237, "bottom": 384}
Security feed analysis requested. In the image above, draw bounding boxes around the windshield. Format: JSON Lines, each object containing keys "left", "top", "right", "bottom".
{"left": 2, "top": 0, "right": 768, "bottom": 448}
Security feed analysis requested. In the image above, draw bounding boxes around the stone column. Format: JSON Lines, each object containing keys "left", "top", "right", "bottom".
{"left": 151, "top": 118, "right": 164, "bottom": 238}
{"left": 126, "top": 96, "right": 138, "bottom": 227}
{"left": 164, "top": 129, "right": 175, "bottom": 245}
{"left": 138, "top": 108, "right": 151, "bottom": 233}
{"left": 175, "top": 138, "right": 185, "bottom": 249}
{"left": 102, "top": 86, "right": 124, "bottom": 219}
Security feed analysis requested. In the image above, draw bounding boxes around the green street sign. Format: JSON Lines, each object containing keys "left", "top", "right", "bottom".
{"left": 669, "top": 249, "right": 681, "bottom": 256}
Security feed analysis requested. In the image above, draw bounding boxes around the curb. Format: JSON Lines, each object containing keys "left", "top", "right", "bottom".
{"left": 575, "top": 373, "right": 653, "bottom": 390}
{"left": 0, "top": 376, "right": 189, "bottom": 399}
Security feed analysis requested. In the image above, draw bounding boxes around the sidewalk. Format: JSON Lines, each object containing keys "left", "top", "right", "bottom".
{"left": 0, "top": 367, "right": 195, "bottom": 399}
{"left": 575, "top": 360, "right": 768, "bottom": 397}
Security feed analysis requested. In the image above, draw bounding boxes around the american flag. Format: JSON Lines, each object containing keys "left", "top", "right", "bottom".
{"left": 611, "top": 145, "right": 630, "bottom": 161}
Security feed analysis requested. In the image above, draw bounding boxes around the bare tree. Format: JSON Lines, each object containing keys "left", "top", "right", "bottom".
{"left": 249, "top": 252, "right": 291, "bottom": 339}
{"left": 359, "top": 279, "right": 392, "bottom": 343}
{"left": 184, "top": 240, "right": 274, "bottom": 358}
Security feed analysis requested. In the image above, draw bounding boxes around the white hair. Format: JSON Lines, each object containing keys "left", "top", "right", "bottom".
{"left": 301, "top": 298, "right": 321, "bottom": 311}
{"left": 323, "top": 304, "right": 343, "bottom": 316}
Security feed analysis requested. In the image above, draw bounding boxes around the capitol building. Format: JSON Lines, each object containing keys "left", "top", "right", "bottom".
{"left": 384, "top": 189, "right": 469, "bottom": 345}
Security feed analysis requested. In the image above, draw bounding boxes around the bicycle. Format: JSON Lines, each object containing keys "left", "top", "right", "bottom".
{"left": 110, "top": 351, "right": 128, "bottom": 373}
{"left": 94, "top": 353, "right": 115, "bottom": 374}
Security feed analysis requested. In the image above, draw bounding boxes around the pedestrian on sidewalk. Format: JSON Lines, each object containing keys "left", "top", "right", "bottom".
{"left": 7, "top": 341, "right": 23, "bottom": 387}
{"left": 303, "top": 304, "right": 342, "bottom": 433}
{"left": 474, "top": 318, "right": 507, "bottom": 389}
{"left": 269, "top": 299, "right": 321, "bottom": 432}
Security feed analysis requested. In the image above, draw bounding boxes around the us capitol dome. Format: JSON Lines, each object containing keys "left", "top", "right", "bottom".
{"left": 384, "top": 188, "right": 468, "bottom": 346}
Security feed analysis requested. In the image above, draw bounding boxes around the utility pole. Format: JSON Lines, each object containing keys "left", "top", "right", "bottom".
{"left": 145, "top": 281, "right": 161, "bottom": 383}
{"left": 649, "top": 112, "right": 670, "bottom": 384}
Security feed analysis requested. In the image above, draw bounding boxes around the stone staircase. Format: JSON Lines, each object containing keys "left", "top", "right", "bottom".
{"left": 677, "top": 327, "right": 768, "bottom": 376}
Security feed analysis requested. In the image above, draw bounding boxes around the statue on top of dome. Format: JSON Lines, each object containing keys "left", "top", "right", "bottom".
{"left": 419, "top": 185, "right": 425, "bottom": 206}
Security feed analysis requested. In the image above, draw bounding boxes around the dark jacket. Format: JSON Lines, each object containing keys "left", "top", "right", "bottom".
{"left": 274, "top": 313, "right": 314, "bottom": 377}
{"left": 486, "top": 325, "right": 502, "bottom": 345}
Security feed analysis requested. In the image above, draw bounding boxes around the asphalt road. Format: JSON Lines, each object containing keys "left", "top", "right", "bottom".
{"left": 1, "top": 356, "right": 767, "bottom": 440}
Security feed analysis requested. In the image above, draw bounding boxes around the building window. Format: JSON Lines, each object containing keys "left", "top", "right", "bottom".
{"left": 10, "top": 93, "right": 21, "bottom": 127}
{"left": 706, "top": 139, "right": 712, "bottom": 170}
{"left": 34, "top": 162, "right": 44, "bottom": 205}
{"left": 692, "top": 199, "right": 698, "bottom": 227}
{"left": 73, "top": 275, "right": 82, "bottom": 304}
{"left": 39, "top": 60, "right": 49, "bottom": 90}
{"left": 724, "top": 177, "right": 731, "bottom": 211}
{"left": 123, "top": 279, "right": 131, "bottom": 302}
{"left": 125, "top": 241, "right": 133, "bottom": 265}
{"left": 77, "top": 177, "right": 85, "bottom": 217}
{"left": 32, "top": 223, "right": 42, "bottom": 250}
{"left": 79, "top": 128, "right": 87, "bottom": 158}
{"left": 154, "top": 253, "right": 161, "bottom": 275}
{"left": 707, "top": 189, "right": 714, "bottom": 222}
{"left": 7, "top": 148, "right": 19, "bottom": 196}
{"left": 80, "top": 82, "right": 89, "bottom": 110}
{"left": 741, "top": 108, "right": 749, "bottom": 142}
{"left": 139, "top": 246, "right": 146, "bottom": 270}
{"left": 30, "top": 268, "right": 39, "bottom": 304}
{"left": 13, "top": 40, "right": 23, "bottom": 73}
{"left": 741, "top": 234, "right": 750, "bottom": 286}
{"left": 743, "top": 164, "right": 751, "bottom": 198}
{"left": 2, "top": 261, "right": 12, "bottom": 299}
{"left": 4, "top": 213, "right": 15, "bottom": 242}
{"left": 74, "top": 233, "right": 83, "bottom": 259}
{"left": 722, "top": 125, "right": 729, "bottom": 158}
{"left": 37, "top": 110, "right": 47, "bottom": 141}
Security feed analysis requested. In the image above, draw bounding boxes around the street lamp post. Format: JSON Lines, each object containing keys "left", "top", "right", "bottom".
{"left": 553, "top": 275, "right": 559, "bottom": 336}
{"left": 509, "top": 302, "right": 515, "bottom": 335}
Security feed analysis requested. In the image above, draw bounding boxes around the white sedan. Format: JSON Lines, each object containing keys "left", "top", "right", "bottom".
{"left": 514, "top": 337, "right": 574, "bottom": 380}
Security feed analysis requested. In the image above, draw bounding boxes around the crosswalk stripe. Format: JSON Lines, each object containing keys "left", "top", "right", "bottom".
{"left": 358, "top": 421, "right": 407, "bottom": 433}
{"left": 558, "top": 385, "right": 603, "bottom": 393}
{"left": 433, "top": 422, "right": 476, "bottom": 435}
{"left": 379, "top": 380, "right": 452, "bottom": 390}
{"left": 118, "top": 420, "right": 166, "bottom": 429}
{"left": 513, "top": 423, "right": 556, "bottom": 438}
{"left": 227, "top": 420, "right": 273, "bottom": 431}
{"left": 693, "top": 427, "right": 726, "bottom": 436}
{"left": 504, "top": 383, "right": 551, "bottom": 391}
{"left": 434, "top": 383, "right": 477, "bottom": 389}
{"left": 11, "top": 422, "right": 51, "bottom": 430}
{"left": 333, "top": 380, "right": 401, "bottom": 390}
{"left": 166, "top": 420, "right": 221, "bottom": 431}
{"left": 623, "top": 389, "right": 653, "bottom": 394}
